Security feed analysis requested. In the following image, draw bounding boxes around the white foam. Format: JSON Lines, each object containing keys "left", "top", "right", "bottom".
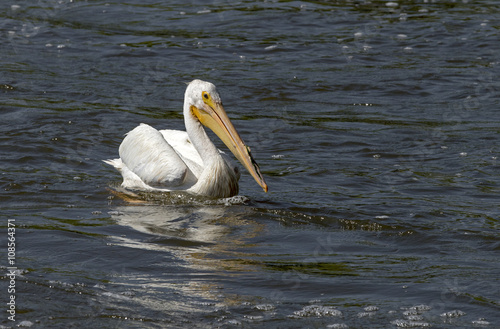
{"left": 440, "top": 310, "right": 466, "bottom": 318}
{"left": 391, "top": 319, "right": 431, "bottom": 327}
{"left": 292, "top": 305, "right": 342, "bottom": 317}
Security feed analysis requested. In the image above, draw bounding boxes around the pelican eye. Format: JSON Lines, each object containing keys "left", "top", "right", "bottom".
{"left": 202, "top": 92, "right": 209, "bottom": 100}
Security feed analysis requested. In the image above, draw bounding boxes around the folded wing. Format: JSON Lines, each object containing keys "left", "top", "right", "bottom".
{"left": 118, "top": 124, "right": 194, "bottom": 188}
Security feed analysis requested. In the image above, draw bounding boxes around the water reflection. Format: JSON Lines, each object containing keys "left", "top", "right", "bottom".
{"left": 107, "top": 199, "right": 267, "bottom": 308}
{"left": 112, "top": 205, "right": 232, "bottom": 245}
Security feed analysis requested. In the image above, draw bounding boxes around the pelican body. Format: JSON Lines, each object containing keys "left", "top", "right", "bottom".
{"left": 104, "top": 80, "right": 268, "bottom": 198}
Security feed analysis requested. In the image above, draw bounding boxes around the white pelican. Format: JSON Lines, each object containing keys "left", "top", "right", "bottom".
{"left": 104, "top": 79, "right": 268, "bottom": 198}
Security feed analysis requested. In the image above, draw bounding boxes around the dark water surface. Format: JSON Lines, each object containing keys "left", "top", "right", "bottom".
{"left": 1, "top": 1, "right": 499, "bottom": 328}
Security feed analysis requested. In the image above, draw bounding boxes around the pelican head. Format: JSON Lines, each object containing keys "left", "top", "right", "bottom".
{"left": 184, "top": 79, "right": 268, "bottom": 193}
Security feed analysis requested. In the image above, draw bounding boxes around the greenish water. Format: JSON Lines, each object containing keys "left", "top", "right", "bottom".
{"left": 1, "top": 1, "right": 499, "bottom": 328}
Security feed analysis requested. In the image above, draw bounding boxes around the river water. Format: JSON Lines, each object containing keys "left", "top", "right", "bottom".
{"left": 1, "top": 1, "right": 499, "bottom": 328}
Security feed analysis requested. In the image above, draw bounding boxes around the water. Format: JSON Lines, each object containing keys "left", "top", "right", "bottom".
{"left": 1, "top": 0, "right": 499, "bottom": 328}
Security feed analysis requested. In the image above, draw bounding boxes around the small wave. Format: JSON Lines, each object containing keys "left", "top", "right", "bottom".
{"left": 107, "top": 185, "right": 250, "bottom": 206}
{"left": 290, "top": 305, "right": 342, "bottom": 318}
{"left": 391, "top": 319, "right": 431, "bottom": 327}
